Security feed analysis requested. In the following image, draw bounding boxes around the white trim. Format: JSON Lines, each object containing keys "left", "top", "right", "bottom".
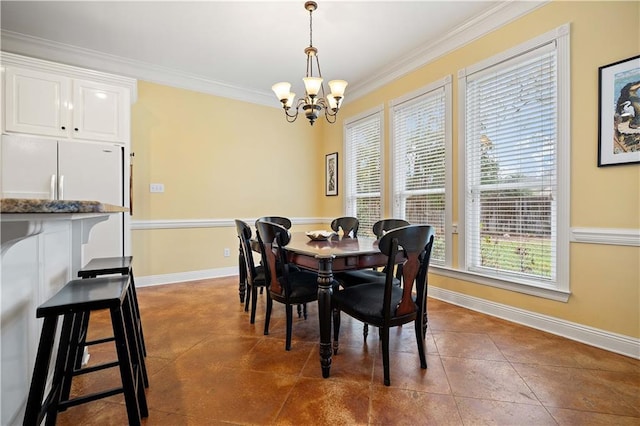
{"left": 428, "top": 286, "right": 639, "bottom": 360}
{"left": 136, "top": 266, "right": 238, "bottom": 287}
{"left": 1, "top": 2, "right": 546, "bottom": 107}
{"left": 131, "top": 217, "right": 331, "bottom": 230}
{"left": 572, "top": 227, "right": 640, "bottom": 247}
{"left": 1, "top": 31, "right": 272, "bottom": 108}
{"left": 348, "top": 1, "right": 548, "bottom": 101}
{"left": 431, "top": 266, "right": 570, "bottom": 302}
{"left": 457, "top": 23, "right": 571, "bottom": 294}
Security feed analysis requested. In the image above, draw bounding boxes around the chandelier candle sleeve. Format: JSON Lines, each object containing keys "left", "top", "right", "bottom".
{"left": 272, "top": 1, "right": 347, "bottom": 125}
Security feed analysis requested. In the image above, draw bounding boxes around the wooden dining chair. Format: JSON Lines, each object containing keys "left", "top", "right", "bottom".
{"left": 332, "top": 224, "right": 435, "bottom": 386}
{"left": 333, "top": 218, "right": 410, "bottom": 338}
{"left": 256, "top": 221, "right": 319, "bottom": 351}
{"left": 336, "top": 219, "right": 410, "bottom": 286}
{"left": 330, "top": 216, "right": 359, "bottom": 238}
{"left": 235, "top": 220, "right": 268, "bottom": 324}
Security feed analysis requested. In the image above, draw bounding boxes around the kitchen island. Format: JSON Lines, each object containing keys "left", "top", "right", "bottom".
{"left": 0, "top": 198, "right": 127, "bottom": 425}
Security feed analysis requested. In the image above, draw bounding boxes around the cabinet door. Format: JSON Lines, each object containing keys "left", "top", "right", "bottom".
{"left": 72, "top": 79, "right": 129, "bottom": 143}
{"left": 0, "top": 135, "right": 58, "bottom": 199}
{"left": 4, "top": 67, "right": 71, "bottom": 137}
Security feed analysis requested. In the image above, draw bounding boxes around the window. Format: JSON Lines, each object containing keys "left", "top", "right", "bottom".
{"left": 344, "top": 107, "right": 383, "bottom": 237}
{"left": 459, "top": 25, "right": 570, "bottom": 296}
{"left": 391, "top": 78, "right": 452, "bottom": 265}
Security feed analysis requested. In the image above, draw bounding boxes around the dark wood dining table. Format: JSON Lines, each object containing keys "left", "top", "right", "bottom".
{"left": 284, "top": 232, "right": 392, "bottom": 378}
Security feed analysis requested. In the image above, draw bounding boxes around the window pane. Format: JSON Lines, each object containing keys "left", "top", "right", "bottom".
{"left": 345, "top": 111, "right": 382, "bottom": 237}
{"left": 392, "top": 87, "right": 447, "bottom": 263}
{"left": 465, "top": 43, "right": 557, "bottom": 283}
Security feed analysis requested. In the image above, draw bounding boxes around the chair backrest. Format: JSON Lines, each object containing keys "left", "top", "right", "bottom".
{"left": 372, "top": 219, "right": 411, "bottom": 238}
{"left": 330, "top": 216, "right": 359, "bottom": 238}
{"left": 235, "top": 219, "right": 260, "bottom": 283}
{"left": 255, "top": 221, "right": 292, "bottom": 296}
{"left": 256, "top": 216, "right": 292, "bottom": 230}
{"left": 378, "top": 225, "right": 435, "bottom": 321}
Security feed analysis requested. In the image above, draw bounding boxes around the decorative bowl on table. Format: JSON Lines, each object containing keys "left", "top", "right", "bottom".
{"left": 305, "top": 230, "right": 336, "bottom": 241}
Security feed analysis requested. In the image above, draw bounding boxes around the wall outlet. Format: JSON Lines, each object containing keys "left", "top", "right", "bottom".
{"left": 223, "top": 248, "right": 231, "bottom": 257}
{"left": 150, "top": 183, "right": 164, "bottom": 193}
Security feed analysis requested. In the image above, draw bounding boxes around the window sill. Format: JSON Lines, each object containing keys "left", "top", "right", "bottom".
{"left": 429, "top": 265, "right": 571, "bottom": 302}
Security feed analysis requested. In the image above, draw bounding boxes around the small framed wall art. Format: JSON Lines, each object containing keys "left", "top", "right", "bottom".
{"left": 325, "top": 152, "right": 338, "bottom": 196}
{"left": 598, "top": 54, "right": 640, "bottom": 166}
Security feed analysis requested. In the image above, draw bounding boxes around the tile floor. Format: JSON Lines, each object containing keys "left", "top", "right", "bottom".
{"left": 54, "top": 276, "right": 639, "bottom": 425}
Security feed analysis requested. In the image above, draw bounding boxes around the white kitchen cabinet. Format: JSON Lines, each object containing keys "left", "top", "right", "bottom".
{"left": 4, "top": 67, "right": 129, "bottom": 143}
{"left": 1, "top": 134, "right": 124, "bottom": 260}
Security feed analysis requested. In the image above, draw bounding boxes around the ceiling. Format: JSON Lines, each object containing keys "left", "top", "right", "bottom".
{"left": 0, "top": 1, "right": 543, "bottom": 106}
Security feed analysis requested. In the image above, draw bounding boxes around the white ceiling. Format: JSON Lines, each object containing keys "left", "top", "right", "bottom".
{"left": 0, "top": 1, "right": 544, "bottom": 106}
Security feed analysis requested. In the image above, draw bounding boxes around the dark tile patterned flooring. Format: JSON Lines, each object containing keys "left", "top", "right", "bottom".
{"left": 55, "top": 276, "right": 639, "bottom": 425}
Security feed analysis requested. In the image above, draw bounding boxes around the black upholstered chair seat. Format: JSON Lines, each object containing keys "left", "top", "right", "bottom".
{"left": 332, "top": 283, "right": 405, "bottom": 319}
{"left": 273, "top": 271, "right": 318, "bottom": 302}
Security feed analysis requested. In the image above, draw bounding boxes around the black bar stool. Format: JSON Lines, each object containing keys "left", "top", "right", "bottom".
{"left": 77, "top": 256, "right": 146, "bottom": 360}
{"left": 23, "top": 276, "right": 148, "bottom": 426}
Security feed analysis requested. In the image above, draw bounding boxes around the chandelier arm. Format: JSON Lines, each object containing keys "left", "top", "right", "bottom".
{"left": 323, "top": 107, "right": 337, "bottom": 124}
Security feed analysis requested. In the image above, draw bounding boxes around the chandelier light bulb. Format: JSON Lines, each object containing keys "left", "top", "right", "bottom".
{"left": 328, "top": 80, "right": 348, "bottom": 98}
{"left": 303, "top": 77, "right": 323, "bottom": 97}
{"left": 272, "top": 82, "right": 292, "bottom": 101}
{"left": 272, "top": 1, "right": 346, "bottom": 125}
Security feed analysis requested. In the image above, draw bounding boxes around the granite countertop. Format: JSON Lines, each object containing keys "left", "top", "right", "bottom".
{"left": 0, "top": 198, "right": 128, "bottom": 214}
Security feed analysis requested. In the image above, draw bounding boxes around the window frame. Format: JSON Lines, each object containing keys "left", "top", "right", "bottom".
{"left": 456, "top": 24, "right": 571, "bottom": 301}
{"left": 390, "top": 76, "right": 453, "bottom": 267}
{"left": 343, "top": 105, "right": 385, "bottom": 236}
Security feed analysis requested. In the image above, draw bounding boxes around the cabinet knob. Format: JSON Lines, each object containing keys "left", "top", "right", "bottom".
{"left": 61, "top": 126, "right": 66, "bottom": 130}
{"left": 74, "top": 128, "right": 79, "bottom": 131}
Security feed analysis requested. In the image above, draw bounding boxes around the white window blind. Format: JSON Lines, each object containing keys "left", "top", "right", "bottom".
{"left": 392, "top": 86, "right": 447, "bottom": 264}
{"left": 464, "top": 42, "right": 557, "bottom": 284}
{"left": 344, "top": 110, "right": 382, "bottom": 237}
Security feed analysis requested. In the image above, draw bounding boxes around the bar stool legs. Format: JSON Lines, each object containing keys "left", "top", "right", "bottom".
{"left": 23, "top": 277, "right": 148, "bottom": 426}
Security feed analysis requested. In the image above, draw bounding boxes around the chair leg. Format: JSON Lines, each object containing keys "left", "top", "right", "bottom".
{"left": 244, "top": 283, "right": 251, "bottom": 312}
{"left": 263, "top": 292, "right": 272, "bottom": 335}
{"left": 363, "top": 323, "right": 369, "bottom": 340}
{"left": 381, "top": 326, "right": 391, "bottom": 386}
{"left": 303, "top": 303, "right": 308, "bottom": 320}
{"left": 332, "top": 308, "right": 341, "bottom": 355}
{"left": 414, "top": 317, "right": 427, "bottom": 369}
{"left": 297, "top": 304, "right": 302, "bottom": 318}
{"left": 250, "top": 285, "right": 258, "bottom": 324}
{"left": 285, "top": 304, "right": 293, "bottom": 351}
{"left": 238, "top": 246, "right": 246, "bottom": 304}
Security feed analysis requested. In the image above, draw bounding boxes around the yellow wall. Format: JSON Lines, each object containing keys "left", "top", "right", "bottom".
{"left": 131, "top": 1, "right": 639, "bottom": 339}
{"left": 131, "top": 82, "right": 324, "bottom": 276}
{"left": 321, "top": 0, "right": 640, "bottom": 338}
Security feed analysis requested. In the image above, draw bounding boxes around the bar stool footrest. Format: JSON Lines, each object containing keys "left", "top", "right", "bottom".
{"left": 58, "top": 387, "right": 124, "bottom": 409}
{"left": 74, "top": 360, "right": 120, "bottom": 376}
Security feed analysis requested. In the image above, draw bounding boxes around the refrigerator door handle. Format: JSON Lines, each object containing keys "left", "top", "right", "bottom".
{"left": 58, "top": 174, "right": 64, "bottom": 200}
{"left": 50, "top": 174, "right": 57, "bottom": 200}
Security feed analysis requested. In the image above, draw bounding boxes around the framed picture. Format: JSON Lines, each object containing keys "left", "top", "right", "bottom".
{"left": 325, "top": 152, "right": 338, "bottom": 196}
{"left": 598, "top": 55, "right": 640, "bottom": 167}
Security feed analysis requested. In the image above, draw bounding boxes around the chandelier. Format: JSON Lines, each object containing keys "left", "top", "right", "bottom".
{"left": 272, "top": 1, "right": 347, "bottom": 126}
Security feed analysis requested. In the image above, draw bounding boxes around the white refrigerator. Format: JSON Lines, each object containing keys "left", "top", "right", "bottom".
{"left": 0, "top": 134, "right": 125, "bottom": 261}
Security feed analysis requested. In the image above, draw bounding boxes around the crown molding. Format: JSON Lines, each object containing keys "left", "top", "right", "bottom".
{"left": 0, "top": 30, "right": 276, "bottom": 108}
{"left": 1, "top": 1, "right": 547, "bottom": 107}
{"left": 348, "top": 0, "right": 548, "bottom": 101}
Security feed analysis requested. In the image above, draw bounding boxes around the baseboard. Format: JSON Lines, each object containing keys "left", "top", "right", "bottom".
{"left": 136, "top": 267, "right": 238, "bottom": 287}
{"left": 428, "top": 286, "right": 640, "bottom": 359}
